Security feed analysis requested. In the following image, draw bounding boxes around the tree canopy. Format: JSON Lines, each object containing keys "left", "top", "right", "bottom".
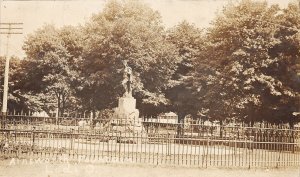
{"left": 79, "top": 0, "right": 179, "bottom": 115}
{"left": 191, "top": 0, "right": 300, "bottom": 125}
{"left": 1, "top": 0, "right": 299, "bottom": 125}
{"left": 22, "top": 25, "right": 83, "bottom": 115}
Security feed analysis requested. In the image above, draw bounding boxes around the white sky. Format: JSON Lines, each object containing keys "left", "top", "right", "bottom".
{"left": 0, "top": 0, "right": 295, "bottom": 58}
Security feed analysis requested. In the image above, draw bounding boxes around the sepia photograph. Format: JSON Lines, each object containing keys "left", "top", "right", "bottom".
{"left": 0, "top": 0, "right": 299, "bottom": 176}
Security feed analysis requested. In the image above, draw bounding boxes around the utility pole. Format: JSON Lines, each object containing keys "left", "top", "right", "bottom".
{"left": 0, "top": 23, "right": 23, "bottom": 119}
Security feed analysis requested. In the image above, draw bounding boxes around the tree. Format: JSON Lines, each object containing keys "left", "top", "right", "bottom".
{"left": 268, "top": 3, "right": 300, "bottom": 126}
{"left": 165, "top": 21, "right": 204, "bottom": 121}
{"left": 22, "top": 25, "right": 83, "bottom": 115}
{"left": 0, "top": 56, "right": 23, "bottom": 111}
{"left": 79, "top": 0, "right": 179, "bottom": 116}
{"left": 191, "top": 0, "right": 300, "bottom": 125}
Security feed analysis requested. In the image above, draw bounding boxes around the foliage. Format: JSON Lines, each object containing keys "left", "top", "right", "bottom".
{"left": 0, "top": 56, "right": 28, "bottom": 112}
{"left": 22, "top": 25, "right": 83, "bottom": 115}
{"left": 165, "top": 21, "right": 204, "bottom": 120}
{"left": 191, "top": 0, "right": 300, "bottom": 125}
{"left": 79, "top": 0, "right": 179, "bottom": 115}
{"left": 1, "top": 0, "right": 297, "bottom": 125}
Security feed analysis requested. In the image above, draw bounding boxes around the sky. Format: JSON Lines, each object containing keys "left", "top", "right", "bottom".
{"left": 0, "top": 0, "right": 295, "bottom": 58}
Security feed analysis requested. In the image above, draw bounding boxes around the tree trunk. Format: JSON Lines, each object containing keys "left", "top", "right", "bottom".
{"left": 57, "top": 94, "right": 61, "bottom": 117}
{"left": 219, "top": 120, "right": 223, "bottom": 138}
{"left": 61, "top": 93, "right": 66, "bottom": 117}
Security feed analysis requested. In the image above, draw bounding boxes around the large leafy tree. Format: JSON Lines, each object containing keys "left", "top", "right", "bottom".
{"left": 268, "top": 3, "right": 300, "bottom": 126}
{"left": 191, "top": 0, "right": 300, "bottom": 125}
{"left": 0, "top": 56, "right": 28, "bottom": 112}
{"left": 79, "top": 0, "right": 179, "bottom": 116}
{"left": 165, "top": 21, "right": 204, "bottom": 121}
{"left": 22, "top": 25, "right": 83, "bottom": 115}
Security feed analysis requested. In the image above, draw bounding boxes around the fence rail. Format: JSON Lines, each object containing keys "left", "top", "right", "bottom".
{"left": 1, "top": 115, "right": 300, "bottom": 168}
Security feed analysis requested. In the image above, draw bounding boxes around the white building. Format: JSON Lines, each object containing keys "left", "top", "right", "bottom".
{"left": 146, "top": 112, "right": 178, "bottom": 124}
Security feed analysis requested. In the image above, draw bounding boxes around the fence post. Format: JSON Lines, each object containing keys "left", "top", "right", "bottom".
{"left": 249, "top": 135, "right": 254, "bottom": 169}
{"left": 276, "top": 131, "right": 281, "bottom": 168}
{"left": 71, "top": 128, "right": 74, "bottom": 150}
{"left": 206, "top": 136, "right": 209, "bottom": 168}
{"left": 32, "top": 126, "right": 36, "bottom": 156}
{"left": 234, "top": 135, "right": 237, "bottom": 155}
{"left": 292, "top": 130, "right": 295, "bottom": 154}
{"left": 167, "top": 132, "right": 170, "bottom": 156}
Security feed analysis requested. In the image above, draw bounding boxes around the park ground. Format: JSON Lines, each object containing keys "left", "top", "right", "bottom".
{"left": 0, "top": 158, "right": 299, "bottom": 177}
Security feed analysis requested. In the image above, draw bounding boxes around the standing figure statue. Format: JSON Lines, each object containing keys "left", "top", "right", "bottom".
{"left": 122, "top": 60, "right": 132, "bottom": 96}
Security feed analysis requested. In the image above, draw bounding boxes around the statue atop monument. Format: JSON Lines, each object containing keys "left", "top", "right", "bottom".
{"left": 112, "top": 59, "right": 146, "bottom": 142}
{"left": 122, "top": 60, "right": 132, "bottom": 97}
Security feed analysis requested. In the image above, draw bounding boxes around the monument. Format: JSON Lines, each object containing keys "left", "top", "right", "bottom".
{"left": 112, "top": 60, "right": 144, "bottom": 135}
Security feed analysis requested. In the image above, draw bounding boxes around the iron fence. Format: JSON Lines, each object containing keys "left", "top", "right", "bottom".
{"left": 0, "top": 115, "right": 300, "bottom": 168}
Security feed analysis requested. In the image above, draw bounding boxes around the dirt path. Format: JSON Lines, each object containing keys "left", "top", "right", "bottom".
{"left": 0, "top": 159, "right": 299, "bottom": 177}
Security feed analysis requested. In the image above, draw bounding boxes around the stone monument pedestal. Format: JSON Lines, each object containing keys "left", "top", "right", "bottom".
{"left": 107, "top": 60, "right": 147, "bottom": 143}
{"left": 114, "top": 94, "right": 139, "bottom": 121}
{"left": 111, "top": 94, "right": 147, "bottom": 143}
